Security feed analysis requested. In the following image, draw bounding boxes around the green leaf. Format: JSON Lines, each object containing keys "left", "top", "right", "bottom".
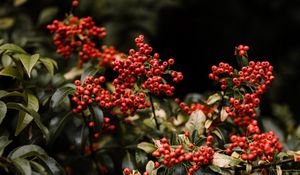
{"left": 0, "top": 101, "right": 7, "bottom": 125}
{"left": 15, "top": 91, "right": 39, "bottom": 136}
{"left": 49, "top": 111, "right": 73, "bottom": 145}
{"left": 6, "top": 102, "right": 49, "bottom": 142}
{"left": 135, "top": 150, "right": 148, "bottom": 170}
{"left": 38, "top": 156, "right": 66, "bottom": 175}
{"left": 145, "top": 161, "right": 155, "bottom": 174}
{"left": 50, "top": 86, "right": 75, "bottom": 109}
{"left": 185, "top": 110, "right": 206, "bottom": 136}
{"left": 12, "top": 158, "right": 32, "bottom": 175}
{"left": 90, "top": 104, "right": 104, "bottom": 130}
{"left": 0, "top": 18, "right": 15, "bottom": 29}
{"left": 122, "top": 151, "right": 136, "bottom": 170}
{"left": 208, "top": 165, "right": 232, "bottom": 175}
{"left": 0, "top": 136, "right": 12, "bottom": 156}
{"left": 0, "top": 90, "right": 25, "bottom": 99}
{"left": 38, "top": 7, "right": 59, "bottom": 26}
{"left": 80, "top": 67, "right": 99, "bottom": 82}
{"left": 40, "top": 58, "right": 56, "bottom": 76}
{"left": 1, "top": 54, "right": 13, "bottom": 66}
{"left": 17, "top": 53, "right": 40, "bottom": 78}
{"left": 14, "top": 0, "right": 27, "bottom": 6}
{"left": 0, "top": 66, "right": 22, "bottom": 79}
{"left": 8, "top": 145, "right": 47, "bottom": 160}
{"left": 0, "top": 43, "right": 26, "bottom": 54}
{"left": 30, "top": 161, "right": 47, "bottom": 175}
{"left": 137, "top": 142, "right": 156, "bottom": 154}
{"left": 212, "top": 153, "right": 241, "bottom": 168}
{"left": 236, "top": 55, "right": 249, "bottom": 68}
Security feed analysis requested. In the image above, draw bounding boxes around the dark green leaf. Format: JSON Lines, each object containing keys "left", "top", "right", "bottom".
{"left": 0, "top": 136, "right": 12, "bottom": 156}
{"left": 90, "top": 104, "right": 104, "bottom": 131}
{"left": 40, "top": 58, "right": 56, "bottom": 76}
{"left": 17, "top": 53, "right": 39, "bottom": 78}
{"left": 38, "top": 7, "right": 59, "bottom": 26}
{"left": 122, "top": 151, "right": 136, "bottom": 170}
{"left": 50, "top": 86, "right": 75, "bottom": 109}
{"left": 30, "top": 161, "right": 47, "bottom": 175}
{"left": 6, "top": 102, "right": 49, "bottom": 142}
{"left": 80, "top": 67, "right": 99, "bottom": 82}
{"left": 38, "top": 156, "right": 66, "bottom": 175}
{"left": 137, "top": 142, "right": 156, "bottom": 154}
{"left": 236, "top": 55, "right": 249, "bottom": 68}
{"left": 15, "top": 91, "right": 39, "bottom": 136}
{"left": 0, "top": 66, "right": 22, "bottom": 79}
{"left": 0, "top": 90, "right": 24, "bottom": 99}
{"left": 0, "top": 101, "right": 7, "bottom": 125}
{"left": 12, "top": 158, "right": 32, "bottom": 175}
{"left": 0, "top": 43, "right": 26, "bottom": 54}
{"left": 8, "top": 145, "right": 47, "bottom": 160}
{"left": 49, "top": 111, "right": 73, "bottom": 145}
{"left": 135, "top": 150, "right": 148, "bottom": 170}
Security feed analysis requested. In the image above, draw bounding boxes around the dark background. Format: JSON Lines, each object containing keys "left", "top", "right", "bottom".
{"left": 2, "top": 0, "right": 300, "bottom": 118}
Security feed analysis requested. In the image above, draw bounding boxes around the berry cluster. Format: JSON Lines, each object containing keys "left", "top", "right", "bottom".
{"left": 71, "top": 76, "right": 110, "bottom": 113}
{"left": 151, "top": 137, "right": 214, "bottom": 175}
{"left": 178, "top": 101, "right": 214, "bottom": 116}
{"left": 209, "top": 48, "right": 274, "bottom": 127}
{"left": 109, "top": 35, "right": 182, "bottom": 115}
{"left": 92, "top": 117, "right": 116, "bottom": 139}
{"left": 123, "top": 168, "right": 149, "bottom": 175}
{"left": 47, "top": 15, "right": 106, "bottom": 66}
{"left": 225, "top": 131, "right": 283, "bottom": 162}
{"left": 236, "top": 44, "right": 250, "bottom": 56}
{"left": 98, "top": 46, "right": 121, "bottom": 67}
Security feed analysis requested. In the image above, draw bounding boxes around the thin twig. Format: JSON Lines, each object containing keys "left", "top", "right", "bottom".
{"left": 148, "top": 93, "right": 160, "bottom": 130}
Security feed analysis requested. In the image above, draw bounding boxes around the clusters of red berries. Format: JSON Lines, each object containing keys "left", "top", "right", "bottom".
{"left": 47, "top": 15, "right": 106, "bottom": 66}
{"left": 225, "top": 131, "right": 283, "bottom": 162}
{"left": 123, "top": 168, "right": 149, "bottom": 175}
{"left": 71, "top": 76, "right": 110, "bottom": 113}
{"left": 151, "top": 137, "right": 214, "bottom": 175}
{"left": 107, "top": 35, "right": 182, "bottom": 115}
{"left": 236, "top": 44, "right": 250, "bottom": 56}
{"left": 209, "top": 46, "right": 274, "bottom": 127}
{"left": 92, "top": 117, "right": 115, "bottom": 139}
{"left": 178, "top": 101, "right": 214, "bottom": 116}
{"left": 98, "top": 46, "right": 122, "bottom": 67}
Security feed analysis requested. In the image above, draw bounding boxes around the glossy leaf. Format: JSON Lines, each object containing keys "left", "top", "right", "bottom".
{"left": 38, "top": 7, "right": 59, "bottom": 26}
{"left": 135, "top": 150, "right": 148, "bottom": 170}
{"left": 8, "top": 145, "right": 47, "bottom": 160}
{"left": 137, "top": 142, "right": 156, "bottom": 154}
{"left": 0, "top": 43, "right": 26, "bottom": 54}
{"left": 220, "top": 107, "right": 229, "bottom": 122}
{"left": 15, "top": 91, "right": 39, "bottom": 136}
{"left": 50, "top": 86, "right": 75, "bottom": 109}
{"left": 212, "top": 153, "right": 241, "bottom": 168}
{"left": 1, "top": 54, "right": 13, "bottom": 66}
{"left": 17, "top": 53, "right": 39, "bottom": 78}
{"left": 0, "top": 17, "right": 14, "bottom": 29}
{"left": 30, "top": 161, "right": 47, "bottom": 175}
{"left": 0, "top": 136, "right": 12, "bottom": 156}
{"left": 122, "top": 151, "right": 136, "bottom": 170}
{"left": 80, "top": 67, "right": 99, "bottom": 82}
{"left": 12, "top": 158, "right": 32, "bottom": 175}
{"left": 40, "top": 58, "right": 56, "bottom": 76}
{"left": 49, "top": 111, "right": 73, "bottom": 145}
{"left": 6, "top": 102, "right": 49, "bottom": 142}
{"left": 0, "top": 66, "right": 22, "bottom": 79}
{"left": 206, "top": 93, "right": 222, "bottom": 105}
{"left": 0, "top": 101, "right": 7, "bottom": 125}
{"left": 90, "top": 104, "right": 104, "bottom": 130}
{"left": 185, "top": 110, "right": 206, "bottom": 136}
{"left": 0, "top": 90, "right": 24, "bottom": 99}
{"left": 38, "top": 156, "right": 66, "bottom": 175}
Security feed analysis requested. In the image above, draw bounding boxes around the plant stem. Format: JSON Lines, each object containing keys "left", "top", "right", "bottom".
{"left": 148, "top": 93, "right": 160, "bottom": 130}
{"left": 82, "top": 114, "right": 102, "bottom": 175}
